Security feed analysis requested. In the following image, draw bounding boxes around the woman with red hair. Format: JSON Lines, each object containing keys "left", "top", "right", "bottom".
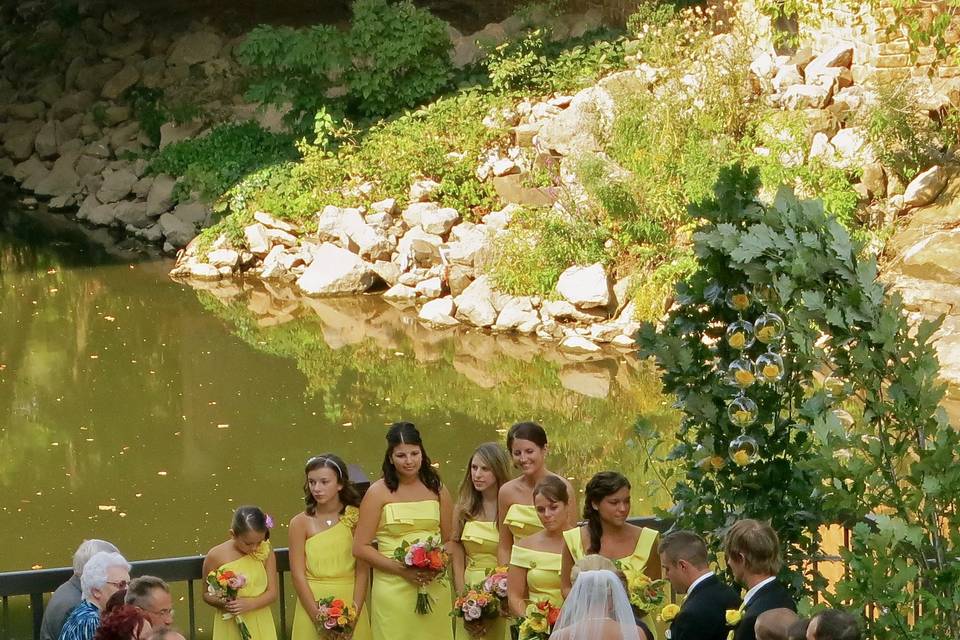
{"left": 93, "top": 604, "right": 152, "bottom": 640}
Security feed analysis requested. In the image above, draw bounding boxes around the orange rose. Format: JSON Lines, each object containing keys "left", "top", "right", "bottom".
{"left": 547, "top": 606, "right": 561, "bottom": 626}
{"left": 331, "top": 599, "right": 345, "bottom": 609}
{"left": 428, "top": 550, "right": 444, "bottom": 570}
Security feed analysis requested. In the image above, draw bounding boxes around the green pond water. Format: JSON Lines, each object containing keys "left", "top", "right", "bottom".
{"left": 0, "top": 185, "right": 677, "bottom": 634}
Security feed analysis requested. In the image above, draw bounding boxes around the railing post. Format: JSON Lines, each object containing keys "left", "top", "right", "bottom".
{"left": 187, "top": 579, "right": 195, "bottom": 640}
{"left": 3, "top": 595, "right": 9, "bottom": 640}
{"left": 30, "top": 593, "right": 43, "bottom": 640}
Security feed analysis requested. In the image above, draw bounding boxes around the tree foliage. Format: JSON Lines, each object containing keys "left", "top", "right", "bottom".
{"left": 639, "top": 165, "right": 960, "bottom": 636}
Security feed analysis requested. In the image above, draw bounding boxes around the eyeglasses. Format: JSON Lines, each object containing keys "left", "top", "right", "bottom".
{"left": 145, "top": 607, "right": 174, "bottom": 617}
{"left": 106, "top": 580, "right": 129, "bottom": 589}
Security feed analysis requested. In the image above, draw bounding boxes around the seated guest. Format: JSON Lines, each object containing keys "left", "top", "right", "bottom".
{"left": 41, "top": 540, "right": 120, "bottom": 640}
{"left": 723, "top": 519, "right": 796, "bottom": 640}
{"left": 125, "top": 577, "right": 174, "bottom": 629}
{"left": 659, "top": 530, "right": 740, "bottom": 640}
{"left": 93, "top": 605, "right": 152, "bottom": 640}
{"left": 806, "top": 610, "right": 860, "bottom": 640}
{"left": 756, "top": 608, "right": 799, "bottom": 640}
{"left": 59, "top": 551, "right": 131, "bottom": 640}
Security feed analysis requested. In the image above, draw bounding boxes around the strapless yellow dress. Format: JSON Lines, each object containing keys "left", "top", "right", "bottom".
{"left": 371, "top": 500, "right": 453, "bottom": 640}
{"left": 563, "top": 526, "right": 661, "bottom": 638}
{"left": 212, "top": 542, "right": 277, "bottom": 640}
{"left": 502, "top": 504, "right": 542, "bottom": 541}
{"left": 456, "top": 520, "right": 507, "bottom": 640}
{"left": 291, "top": 507, "right": 372, "bottom": 640}
{"left": 509, "top": 546, "right": 562, "bottom": 607}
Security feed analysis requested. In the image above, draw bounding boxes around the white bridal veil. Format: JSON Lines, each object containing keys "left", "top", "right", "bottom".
{"left": 549, "top": 569, "right": 641, "bottom": 640}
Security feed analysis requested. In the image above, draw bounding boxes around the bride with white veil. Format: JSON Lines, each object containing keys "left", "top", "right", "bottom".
{"left": 549, "top": 569, "right": 640, "bottom": 640}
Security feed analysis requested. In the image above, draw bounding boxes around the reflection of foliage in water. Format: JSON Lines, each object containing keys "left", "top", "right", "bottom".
{"left": 196, "top": 291, "right": 680, "bottom": 509}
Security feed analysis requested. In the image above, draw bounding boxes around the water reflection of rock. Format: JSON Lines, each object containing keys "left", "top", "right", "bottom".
{"left": 194, "top": 278, "right": 640, "bottom": 399}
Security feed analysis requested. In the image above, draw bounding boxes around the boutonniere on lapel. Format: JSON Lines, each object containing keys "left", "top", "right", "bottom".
{"left": 660, "top": 603, "right": 681, "bottom": 639}
{"left": 725, "top": 607, "right": 744, "bottom": 640}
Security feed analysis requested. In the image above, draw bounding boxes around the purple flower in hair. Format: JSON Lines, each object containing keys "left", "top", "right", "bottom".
{"left": 265, "top": 513, "right": 274, "bottom": 529}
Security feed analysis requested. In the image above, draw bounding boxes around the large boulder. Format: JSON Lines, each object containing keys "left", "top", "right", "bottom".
{"left": 158, "top": 120, "right": 204, "bottom": 150}
{"left": 243, "top": 223, "right": 271, "bottom": 255}
{"left": 146, "top": 175, "right": 176, "bottom": 216}
{"left": 114, "top": 201, "right": 152, "bottom": 228}
{"left": 33, "top": 153, "right": 80, "bottom": 199}
{"left": 12, "top": 155, "right": 49, "bottom": 185}
{"left": 899, "top": 229, "right": 960, "bottom": 284}
{"left": 3, "top": 120, "right": 42, "bottom": 160}
{"left": 803, "top": 43, "right": 854, "bottom": 83}
{"left": 343, "top": 216, "right": 395, "bottom": 261}
{"left": 296, "top": 243, "right": 381, "bottom": 296}
{"left": 97, "top": 168, "right": 137, "bottom": 203}
{"left": 168, "top": 31, "right": 224, "bottom": 66}
{"left": 34, "top": 120, "right": 64, "bottom": 158}
{"left": 418, "top": 296, "right": 459, "bottom": 327}
{"left": 101, "top": 64, "right": 140, "bottom": 100}
{"left": 902, "top": 165, "right": 948, "bottom": 209}
{"left": 454, "top": 275, "right": 498, "bottom": 327}
{"left": 397, "top": 226, "right": 443, "bottom": 268}
{"left": 158, "top": 213, "right": 196, "bottom": 247}
{"left": 494, "top": 296, "right": 539, "bottom": 333}
{"left": 556, "top": 263, "right": 610, "bottom": 309}
{"left": 171, "top": 202, "right": 209, "bottom": 227}
{"left": 420, "top": 206, "right": 461, "bottom": 236}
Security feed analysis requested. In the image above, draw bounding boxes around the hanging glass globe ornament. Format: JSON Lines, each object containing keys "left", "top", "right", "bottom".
{"left": 756, "top": 352, "right": 785, "bottom": 384}
{"left": 728, "top": 395, "right": 758, "bottom": 428}
{"left": 823, "top": 374, "right": 847, "bottom": 400}
{"left": 832, "top": 409, "right": 855, "bottom": 430}
{"left": 729, "top": 434, "right": 759, "bottom": 466}
{"left": 754, "top": 283, "right": 777, "bottom": 305}
{"left": 728, "top": 358, "right": 756, "bottom": 389}
{"left": 726, "top": 288, "right": 751, "bottom": 313}
{"left": 726, "top": 320, "right": 755, "bottom": 351}
{"left": 754, "top": 312, "right": 785, "bottom": 344}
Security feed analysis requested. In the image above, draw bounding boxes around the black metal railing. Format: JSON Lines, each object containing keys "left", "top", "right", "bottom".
{"left": 1, "top": 518, "right": 672, "bottom": 640}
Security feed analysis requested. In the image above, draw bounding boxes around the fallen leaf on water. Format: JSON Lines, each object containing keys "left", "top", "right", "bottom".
{"left": 98, "top": 505, "right": 117, "bottom": 512}
{"left": 103, "top": 316, "right": 116, "bottom": 322}
{"left": 342, "top": 422, "right": 353, "bottom": 427}
{"left": 217, "top": 424, "right": 229, "bottom": 429}
{"left": 89, "top": 355, "right": 99, "bottom": 360}
{"left": 157, "top": 471, "right": 168, "bottom": 476}
{"left": 32, "top": 564, "right": 42, "bottom": 570}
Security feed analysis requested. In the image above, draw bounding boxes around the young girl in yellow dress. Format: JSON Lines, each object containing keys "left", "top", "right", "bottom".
{"left": 497, "top": 422, "right": 575, "bottom": 565}
{"left": 451, "top": 443, "right": 511, "bottom": 640}
{"left": 507, "top": 476, "right": 572, "bottom": 617}
{"left": 289, "top": 454, "right": 372, "bottom": 640}
{"left": 353, "top": 422, "right": 455, "bottom": 640}
{"left": 559, "top": 472, "right": 661, "bottom": 637}
{"left": 202, "top": 506, "right": 278, "bottom": 640}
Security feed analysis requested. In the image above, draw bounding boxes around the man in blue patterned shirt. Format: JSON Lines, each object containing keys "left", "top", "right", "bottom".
{"left": 58, "top": 551, "right": 131, "bottom": 640}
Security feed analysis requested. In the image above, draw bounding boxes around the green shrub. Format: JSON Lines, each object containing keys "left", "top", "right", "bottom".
{"left": 485, "top": 28, "right": 627, "bottom": 94}
{"left": 149, "top": 122, "right": 298, "bottom": 203}
{"left": 125, "top": 86, "right": 207, "bottom": 147}
{"left": 625, "top": 1, "right": 710, "bottom": 67}
{"left": 489, "top": 207, "right": 609, "bottom": 296}
{"left": 237, "top": 0, "right": 453, "bottom": 124}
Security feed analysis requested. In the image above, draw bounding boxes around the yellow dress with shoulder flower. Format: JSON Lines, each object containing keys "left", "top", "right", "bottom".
{"left": 371, "top": 500, "right": 453, "bottom": 640}
{"left": 508, "top": 546, "right": 562, "bottom": 607}
{"left": 502, "top": 504, "right": 542, "bottom": 542}
{"left": 291, "top": 507, "right": 372, "bottom": 640}
{"left": 456, "top": 520, "right": 507, "bottom": 640}
{"left": 212, "top": 541, "right": 277, "bottom": 640}
{"left": 562, "top": 526, "right": 661, "bottom": 639}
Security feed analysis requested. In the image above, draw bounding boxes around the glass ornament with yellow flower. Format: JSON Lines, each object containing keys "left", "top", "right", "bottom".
{"left": 753, "top": 312, "right": 785, "bottom": 344}
{"left": 728, "top": 434, "right": 758, "bottom": 466}
{"left": 725, "top": 320, "right": 754, "bottom": 351}
{"left": 727, "top": 395, "right": 758, "bottom": 428}
{"left": 755, "top": 352, "right": 784, "bottom": 384}
{"left": 727, "top": 358, "right": 756, "bottom": 389}
{"left": 725, "top": 289, "right": 751, "bottom": 313}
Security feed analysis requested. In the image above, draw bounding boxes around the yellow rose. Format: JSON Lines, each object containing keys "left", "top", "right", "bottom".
{"left": 709, "top": 455, "right": 725, "bottom": 470}
{"left": 762, "top": 364, "right": 780, "bottom": 380}
{"left": 732, "top": 410, "right": 753, "bottom": 426}
{"left": 528, "top": 616, "right": 549, "bottom": 634}
{"left": 734, "top": 369, "right": 755, "bottom": 387}
{"left": 731, "top": 294, "right": 749, "bottom": 310}
{"left": 337, "top": 616, "right": 348, "bottom": 626}
{"left": 757, "top": 326, "right": 776, "bottom": 342}
{"left": 728, "top": 332, "right": 745, "bottom": 349}
{"left": 660, "top": 603, "right": 681, "bottom": 622}
{"left": 726, "top": 609, "right": 743, "bottom": 626}
{"left": 732, "top": 450, "right": 751, "bottom": 466}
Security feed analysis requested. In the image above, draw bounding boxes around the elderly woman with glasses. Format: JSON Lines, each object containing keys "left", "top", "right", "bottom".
{"left": 58, "top": 551, "right": 132, "bottom": 640}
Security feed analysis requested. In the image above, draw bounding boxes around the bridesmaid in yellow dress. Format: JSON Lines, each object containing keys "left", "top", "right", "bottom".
{"left": 497, "top": 422, "right": 575, "bottom": 565}
{"left": 202, "top": 506, "right": 278, "bottom": 640}
{"left": 289, "top": 454, "right": 372, "bottom": 640}
{"left": 353, "top": 422, "right": 455, "bottom": 640}
{"left": 559, "top": 471, "right": 661, "bottom": 637}
{"left": 507, "top": 476, "right": 572, "bottom": 617}
{"left": 451, "top": 443, "right": 511, "bottom": 640}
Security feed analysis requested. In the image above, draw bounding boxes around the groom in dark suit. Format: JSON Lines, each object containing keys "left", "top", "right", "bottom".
{"left": 660, "top": 531, "right": 741, "bottom": 640}
{"left": 724, "top": 519, "right": 797, "bottom": 640}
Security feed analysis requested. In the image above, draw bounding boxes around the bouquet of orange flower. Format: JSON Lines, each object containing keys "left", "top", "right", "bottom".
{"left": 315, "top": 596, "right": 358, "bottom": 640}
{"left": 392, "top": 537, "right": 449, "bottom": 614}
{"left": 206, "top": 569, "right": 252, "bottom": 640}
{"left": 516, "top": 600, "right": 561, "bottom": 640}
{"left": 452, "top": 584, "right": 500, "bottom": 638}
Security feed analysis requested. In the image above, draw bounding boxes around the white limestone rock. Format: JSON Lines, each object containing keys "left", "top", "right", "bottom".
{"left": 556, "top": 263, "right": 610, "bottom": 309}
{"left": 902, "top": 165, "right": 948, "bottom": 209}
{"left": 243, "top": 223, "right": 271, "bottom": 255}
{"left": 296, "top": 243, "right": 380, "bottom": 296}
{"left": 454, "top": 275, "right": 498, "bottom": 328}
{"left": 418, "top": 296, "right": 459, "bottom": 327}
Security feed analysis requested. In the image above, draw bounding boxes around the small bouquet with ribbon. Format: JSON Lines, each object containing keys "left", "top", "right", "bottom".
{"left": 206, "top": 569, "right": 252, "bottom": 640}
{"left": 516, "top": 600, "right": 561, "bottom": 640}
{"left": 452, "top": 584, "right": 500, "bottom": 638}
{"left": 315, "top": 596, "right": 359, "bottom": 640}
{"left": 620, "top": 565, "right": 668, "bottom": 614}
{"left": 392, "top": 537, "right": 449, "bottom": 614}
